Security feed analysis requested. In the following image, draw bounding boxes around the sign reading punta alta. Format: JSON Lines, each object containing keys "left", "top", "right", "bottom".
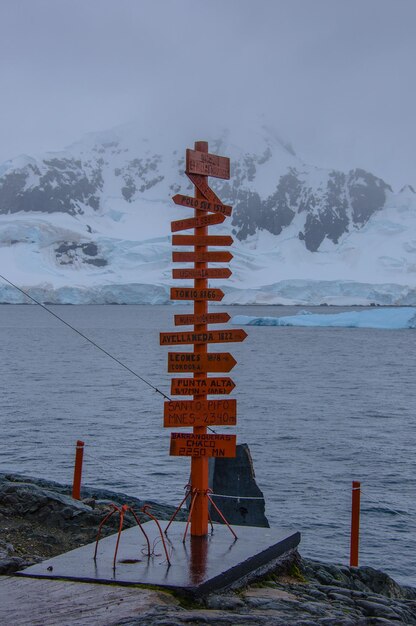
{"left": 160, "top": 141, "right": 247, "bottom": 537}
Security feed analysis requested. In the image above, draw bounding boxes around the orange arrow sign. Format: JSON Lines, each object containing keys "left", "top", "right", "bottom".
{"left": 164, "top": 399, "right": 236, "bottom": 427}
{"left": 170, "top": 433, "right": 236, "bottom": 458}
{"left": 172, "top": 235, "right": 233, "bottom": 247}
{"left": 174, "top": 312, "right": 231, "bottom": 326}
{"left": 173, "top": 251, "right": 233, "bottom": 263}
{"left": 172, "top": 194, "right": 232, "bottom": 217}
{"left": 171, "top": 213, "right": 225, "bottom": 233}
{"left": 167, "top": 352, "right": 237, "bottom": 373}
{"left": 160, "top": 329, "right": 247, "bottom": 345}
{"left": 186, "top": 148, "right": 230, "bottom": 179}
{"left": 171, "top": 377, "right": 236, "bottom": 395}
{"left": 172, "top": 268, "right": 232, "bottom": 280}
{"left": 185, "top": 174, "right": 223, "bottom": 205}
{"left": 170, "top": 288, "right": 224, "bottom": 301}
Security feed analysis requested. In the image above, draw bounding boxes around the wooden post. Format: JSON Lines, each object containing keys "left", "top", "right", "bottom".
{"left": 350, "top": 480, "right": 361, "bottom": 567}
{"left": 191, "top": 140, "right": 209, "bottom": 536}
{"left": 72, "top": 440, "right": 84, "bottom": 500}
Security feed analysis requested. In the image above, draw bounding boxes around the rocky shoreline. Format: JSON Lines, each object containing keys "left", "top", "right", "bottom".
{"left": 1, "top": 472, "right": 416, "bottom": 625}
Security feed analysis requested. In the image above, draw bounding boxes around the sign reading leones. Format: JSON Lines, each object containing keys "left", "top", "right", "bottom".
{"left": 170, "top": 433, "right": 236, "bottom": 458}
{"left": 167, "top": 352, "right": 237, "bottom": 373}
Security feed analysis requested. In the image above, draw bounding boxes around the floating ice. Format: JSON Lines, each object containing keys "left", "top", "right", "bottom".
{"left": 231, "top": 308, "right": 416, "bottom": 329}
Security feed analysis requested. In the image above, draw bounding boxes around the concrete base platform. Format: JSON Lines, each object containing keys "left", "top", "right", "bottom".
{"left": 17, "top": 522, "right": 300, "bottom": 597}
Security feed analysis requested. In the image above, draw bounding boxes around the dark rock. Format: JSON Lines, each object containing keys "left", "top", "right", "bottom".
{"left": 209, "top": 443, "right": 269, "bottom": 528}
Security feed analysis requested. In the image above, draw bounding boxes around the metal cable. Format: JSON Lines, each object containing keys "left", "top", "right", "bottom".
{"left": 0, "top": 273, "right": 172, "bottom": 400}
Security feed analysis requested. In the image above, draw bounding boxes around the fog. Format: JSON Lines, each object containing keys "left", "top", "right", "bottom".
{"left": 1, "top": 0, "right": 415, "bottom": 189}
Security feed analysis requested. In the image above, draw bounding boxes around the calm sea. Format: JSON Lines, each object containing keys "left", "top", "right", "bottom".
{"left": 0, "top": 304, "right": 415, "bottom": 586}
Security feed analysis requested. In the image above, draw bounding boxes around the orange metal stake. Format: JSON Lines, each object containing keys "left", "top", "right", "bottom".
{"left": 350, "top": 480, "right": 361, "bottom": 567}
{"left": 72, "top": 439, "right": 84, "bottom": 500}
{"left": 191, "top": 140, "right": 209, "bottom": 537}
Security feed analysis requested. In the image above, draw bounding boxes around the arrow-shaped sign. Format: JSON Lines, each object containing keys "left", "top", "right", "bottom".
{"left": 160, "top": 329, "right": 247, "bottom": 345}
{"left": 172, "top": 268, "right": 232, "bottom": 280}
{"left": 167, "top": 352, "right": 237, "bottom": 373}
{"left": 171, "top": 213, "right": 225, "bottom": 233}
{"left": 172, "top": 194, "right": 232, "bottom": 217}
{"left": 170, "top": 288, "right": 224, "bottom": 302}
{"left": 174, "top": 312, "right": 231, "bottom": 326}
{"left": 171, "top": 377, "right": 236, "bottom": 396}
{"left": 170, "top": 432, "right": 237, "bottom": 458}
{"left": 172, "top": 251, "right": 233, "bottom": 263}
{"left": 186, "top": 174, "right": 223, "bottom": 205}
{"left": 172, "top": 235, "right": 233, "bottom": 247}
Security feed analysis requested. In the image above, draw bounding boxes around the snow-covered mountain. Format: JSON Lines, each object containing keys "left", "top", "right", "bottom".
{"left": 1, "top": 120, "right": 416, "bottom": 305}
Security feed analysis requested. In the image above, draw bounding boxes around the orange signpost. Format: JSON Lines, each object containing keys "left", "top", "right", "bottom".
{"left": 161, "top": 141, "right": 246, "bottom": 538}
{"left": 174, "top": 312, "right": 231, "bottom": 326}
{"left": 171, "top": 377, "right": 236, "bottom": 396}
{"left": 172, "top": 194, "right": 232, "bottom": 217}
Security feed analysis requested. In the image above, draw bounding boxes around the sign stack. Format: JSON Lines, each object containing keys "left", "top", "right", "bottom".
{"left": 160, "top": 141, "right": 247, "bottom": 537}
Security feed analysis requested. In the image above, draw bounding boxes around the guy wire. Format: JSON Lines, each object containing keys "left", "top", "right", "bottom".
{"left": 0, "top": 273, "right": 172, "bottom": 401}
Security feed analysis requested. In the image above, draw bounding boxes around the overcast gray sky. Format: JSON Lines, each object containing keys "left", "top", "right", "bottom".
{"left": 1, "top": 0, "right": 415, "bottom": 189}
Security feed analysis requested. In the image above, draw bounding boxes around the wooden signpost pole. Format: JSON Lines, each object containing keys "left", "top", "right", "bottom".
{"left": 191, "top": 140, "right": 209, "bottom": 536}
{"left": 161, "top": 139, "right": 245, "bottom": 540}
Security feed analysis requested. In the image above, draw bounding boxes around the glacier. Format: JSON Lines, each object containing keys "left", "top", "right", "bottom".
{"left": 1, "top": 119, "right": 416, "bottom": 305}
{"left": 231, "top": 307, "right": 416, "bottom": 329}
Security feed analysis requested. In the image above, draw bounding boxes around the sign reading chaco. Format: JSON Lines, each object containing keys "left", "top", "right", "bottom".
{"left": 160, "top": 141, "right": 247, "bottom": 537}
{"left": 170, "top": 433, "right": 237, "bottom": 458}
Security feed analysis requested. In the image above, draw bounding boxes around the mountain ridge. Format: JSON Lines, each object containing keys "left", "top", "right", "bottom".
{"left": 0, "top": 121, "right": 415, "bottom": 305}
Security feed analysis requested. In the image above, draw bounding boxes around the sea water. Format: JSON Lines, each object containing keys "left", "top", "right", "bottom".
{"left": 0, "top": 304, "right": 415, "bottom": 586}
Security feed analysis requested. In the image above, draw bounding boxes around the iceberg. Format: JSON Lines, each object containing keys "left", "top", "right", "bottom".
{"left": 231, "top": 307, "right": 416, "bottom": 329}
